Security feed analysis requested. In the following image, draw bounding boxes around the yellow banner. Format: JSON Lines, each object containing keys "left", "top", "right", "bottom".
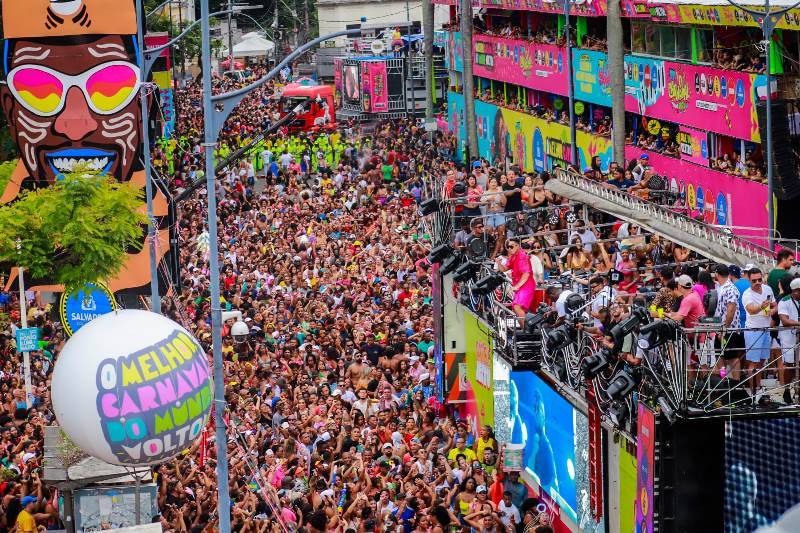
{"left": 675, "top": 5, "right": 800, "bottom": 30}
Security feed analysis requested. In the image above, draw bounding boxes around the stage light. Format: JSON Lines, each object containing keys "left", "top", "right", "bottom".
{"left": 637, "top": 319, "right": 678, "bottom": 351}
{"left": 583, "top": 349, "right": 611, "bottom": 379}
{"left": 608, "top": 400, "right": 629, "bottom": 427}
{"left": 546, "top": 324, "right": 576, "bottom": 353}
{"left": 473, "top": 272, "right": 505, "bottom": 295}
{"left": 466, "top": 236, "right": 488, "bottom": 261}
{"left": 439, "top": 252, "right": 463, "bottom": 276}
{"left": 657, "top": 396, "right": 677, "bottom": 424}
{"left": 523, "top": 308, "right": 550, "bottom": 334}
{"left": 505, "top": 217, "right": 519, "bottom": 235}
{"left": 608, "top": 306, "right": 647, "bottom": 352}
{"left": 427, "top": 244, "right": 451, "bottom": 265}
{"left": 563, "top": 293, "right": 586, "bottom": 317}
{"left": 453, "top": 262, "right": 477, "bottom": 283}
{"left": 419, "top": 198, "right": 440, "bottom": 217}
{"left": 607, "top": 370, "right": 637, "bottom": 400}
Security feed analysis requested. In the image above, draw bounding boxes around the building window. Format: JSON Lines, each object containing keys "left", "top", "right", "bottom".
{"left": 631, "top": 22, "right": 712, "bottom": 63}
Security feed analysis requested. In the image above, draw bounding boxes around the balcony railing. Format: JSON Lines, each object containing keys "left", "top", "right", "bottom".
{"left": 548, "top": 168, "right": 776, "bottom": 272}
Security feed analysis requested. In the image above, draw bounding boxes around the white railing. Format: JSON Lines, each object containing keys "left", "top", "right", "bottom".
{"left": 551, "top": 168, "right": 777, "bottom": 272}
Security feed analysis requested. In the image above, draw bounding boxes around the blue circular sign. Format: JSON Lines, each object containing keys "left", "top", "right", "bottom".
{"left": 716, "top": 192, "right": 728, "bottom": 225}
{"left": 532, "top": 129, "right": 545, "bottom": 173}
{"left": 721, "top": 76, "right": 728, "bottom": 98}
{"left": 701, "top": 139, "right": 708, "bottom": 159}
{"left": 735, "top": 79, "right": 745, "bottom": 107}
{"left": 60, "top": 283, "right": 117, "bottom": 336}
{"left": 696, "top": 186, "right": 705, "bottom": 210}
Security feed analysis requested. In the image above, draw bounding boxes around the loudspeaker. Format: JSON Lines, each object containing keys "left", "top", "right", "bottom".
{"left": 657, "top": 418, "right": 725, "bottom": 533}
{"left": 756, "top": 100, "right": 800, "bottom": 200}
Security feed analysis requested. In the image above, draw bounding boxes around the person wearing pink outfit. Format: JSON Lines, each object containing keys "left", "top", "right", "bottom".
{"left": 496, "top": 239, "right": 538, "bottom": 320}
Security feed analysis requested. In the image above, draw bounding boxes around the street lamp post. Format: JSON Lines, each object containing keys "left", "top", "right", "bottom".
{"left": 724, "top": 0, "right": 800, "bottom": 249}
{"left": 198, "top": 0, "right": 361, "bottom": 528}
{"left": 562, "top": 0, "right": 577, "bottom": 166}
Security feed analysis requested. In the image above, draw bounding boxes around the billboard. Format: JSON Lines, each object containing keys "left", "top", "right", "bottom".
{"left": 635, "top": 403, "right": 656, "bottom": 533}
{"left": 619, "top": 442, "right": 638, "bottom": 533}
{"left": 333, "top": 58, "right": 343, "bottom": 108}
{"left": 463, "top": 311, "right": 494, "bottom": 430}
{"left": 625, "top": 146, "right": 768, "bottom": 239}
{"left": 571, "top": 50, "right": 766, "bottom": 142}
{"left": 510, "top": 371, "right": 581, "bottom": 522}
{"left": 362, "top": 61, "right": 388, "bottom": 113}
{"left": 449, "top": 91, "right": 613, "bottom": 172}
{"left": 0, "top": 0, "right": 170, "bottom": 294}
{"left": 676, "top": 125, "right": 709, "bottom": 166}
{"left": 342, "top": 64, "right": 360, "bottom": 104}
{"left": 476, "top": 0, "right": 607, "bottom": 16}
{"left": 473, "top": 35, "right": 569, "bottom": 97}
{"left": 725, "top": 417, "right": 800, "bottom": 532}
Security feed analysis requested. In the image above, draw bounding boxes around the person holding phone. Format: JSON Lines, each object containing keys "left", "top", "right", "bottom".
{"left": 742, "top": 267, "right": 777, "bottom": 398}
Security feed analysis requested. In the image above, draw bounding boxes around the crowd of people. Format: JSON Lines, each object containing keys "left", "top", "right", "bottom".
{"left": 0, "top": 67, "right": 568, "bottom": 533}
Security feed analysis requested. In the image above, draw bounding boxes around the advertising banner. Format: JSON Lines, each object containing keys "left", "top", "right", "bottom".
{"left": 449, "top": 92, "right": 613, "bottom": 173}
{"left": 473, "top": 35, "right": 569, "bottom": 96}
{"left": 619, "top": 443, "right": 638, "bottom": 533}
{"left": 510, "top": 371, "right": 581, "bottom": 522}
{"left": 676, "top": 125, "right": 709, "bottom": 166}
{"left": 635, "top": 403, "right": 655, "bottom": 533}
{"left": 362, "top": 61, "right": 388, "bottom": 113}
{"left": 669, "top": 4, "right": 800, "bottom": 30}
{"left": 463, "top": 311, "right": 494, "bottom": 430}
{"left": 625, "top": 146, "right": 768, "bottom": 239}
{"left": 477, "top": 0, "right": 607, "bottom": 16}
{"left": 571, "top": 51, "right": 766, "bottom": 142}
{"left": 333, "top": 58, "right": 343, "bottom": 108}
{"left": 445, "top": 31, "right": 464, "bottom": 72}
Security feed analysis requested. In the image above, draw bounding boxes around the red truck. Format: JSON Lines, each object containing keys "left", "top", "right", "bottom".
{"left": 279, "top": 82, "right": 336, "bottom": 133}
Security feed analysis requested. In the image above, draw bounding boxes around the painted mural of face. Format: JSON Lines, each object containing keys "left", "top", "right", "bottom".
{"left": 1, "top": 34, "right": 143, "bottom": 187}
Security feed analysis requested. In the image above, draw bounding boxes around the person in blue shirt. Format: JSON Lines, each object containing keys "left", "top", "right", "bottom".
{"left": 607, "top": 168, "right": 636, "bottom": 189}
{"left": 731, "top": 264, "right": 751, "bottom": 328}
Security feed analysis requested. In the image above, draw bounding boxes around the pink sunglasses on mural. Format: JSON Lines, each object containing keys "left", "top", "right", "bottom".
{"left": 5, "top": 61, "right": 141, "bottom": 117}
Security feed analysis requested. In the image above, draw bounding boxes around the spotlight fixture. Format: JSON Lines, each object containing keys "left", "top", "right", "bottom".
{"left": 563, "top": 293, "right": 586, "bottom": 317}
{"left": 523, "top": 308, "right": 551, "bottom": 334}
{"left": 608, "top": 400, "right": 629, "bottom": 427}
{"left": 546, "top": 324, "right": 576, "bottom": 353}
{"left": 657, "top": 395, "right": 677, "bottom": 424}
{"left": 607, "top": 370, "right": 637, "bottom": 400}
{"left": 419, "top": 198, "right": 440, "bottom": 217}
{"left": 608, "top": 307, "right": 647, "bottom": 352}
{"left": 453, "top": 262, "right": 477, "bottom": 283}
{"left": 439, "top": 252, "right": 463, "bottom": 276}
{"left": 427, "top": 244, "right": 451, "bottom": 265}
{"left": 637, "top": 319, "right": 678, "bottom": 351}
{"left": 466, "top": 236, "right": 489, "bottom": 261}
{"left": 473, "top": 272, "right": 505, "bottom": 295}
{"left": 583, "top": 349, "right": 611, "bottom": 379}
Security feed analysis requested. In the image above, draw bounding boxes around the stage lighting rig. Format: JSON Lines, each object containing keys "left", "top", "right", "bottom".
{"left": 440, "top": 252, "right": 463, "bottom": 276}
{"left": 546, "top": 323, "right": 577, "bottom": 353}
{"left": 473, "top": 272, "right": 506, "bottom": 295}
{"left": 637, "top": 319, "right": 679, "bottom": 351}
{"left": 607, "top": 369, "right": 638, "bottom": 400}
{"left": 427, "top": 244, "right": 451, "bottom": 265}
{"left": 583, "top": 348, "right": 612, "bottom": 379}
{"left": 453, "top": 262, "right": 478, "bottom": 283}
{"left": 419, "top": 198, "right": 440, "bottom": 217}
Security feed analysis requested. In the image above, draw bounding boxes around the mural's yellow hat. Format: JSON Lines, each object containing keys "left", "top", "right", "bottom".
{"left": 3, "top": 0, "right": 137, "bottom": 39}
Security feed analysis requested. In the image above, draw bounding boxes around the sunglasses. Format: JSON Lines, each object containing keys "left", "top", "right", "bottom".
{"left": 6, "top": 61, "right": 141, "bottom": 117}
{"left": 751, "top": 277, "right": 763, "bottom": 283}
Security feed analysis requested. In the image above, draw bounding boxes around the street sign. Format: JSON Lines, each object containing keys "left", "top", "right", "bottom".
{"left": 59, "top": 283, "right": 117, "bottom": 337}
{"left": 15, "top": 327, "right": 38, "bottom": 353}
{"left": 424, "top": 117, "right": 438, "bottom": 133}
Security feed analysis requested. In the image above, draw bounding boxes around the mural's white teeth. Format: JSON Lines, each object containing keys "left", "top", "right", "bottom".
{"left": 51, "top": 155, "right": 113, "bottom": 173}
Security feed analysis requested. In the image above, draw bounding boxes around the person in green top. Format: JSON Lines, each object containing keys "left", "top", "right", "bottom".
{"left": 415, "top": 330, "right": 434, "bottom": 354}
{"left": 381, "top": 159, "right": 394, "bottom": 182}
{"left": 769, "top": 249, "right": 795, "bottom": 297}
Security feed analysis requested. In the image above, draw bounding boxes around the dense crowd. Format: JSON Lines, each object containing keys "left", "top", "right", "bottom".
{"left": 0, "top": 67, "right": 564, "bottom": 533}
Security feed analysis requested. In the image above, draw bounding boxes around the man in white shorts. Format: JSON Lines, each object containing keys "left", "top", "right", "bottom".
{"left": 777, "top": 277, "right": 800, "bottom": 403}
{"left": 741, "top": 268, "right": 777, "bottom": 397}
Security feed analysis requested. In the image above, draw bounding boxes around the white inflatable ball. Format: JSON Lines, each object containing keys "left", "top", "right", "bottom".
{"left": 51, "top": 309, "right": 213, "bottom": 466}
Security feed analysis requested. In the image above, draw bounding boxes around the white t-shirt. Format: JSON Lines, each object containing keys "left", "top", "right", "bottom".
{"left": 742, "top": 286, "right": 775, "bottom": 328}
{"left": 591, "top": 286, "right": 617, "bottom": 328}
{"left": 498, "top": 501, "right": 520, "bottom": 528}
{"left": 777, "top": 296, "right": 800, "bottom": 356}
{"left": 530, "top": 254, "right": 544, "bottom": 284}
{"left": 555, "top": 289, "right": 576, "bottom": 318}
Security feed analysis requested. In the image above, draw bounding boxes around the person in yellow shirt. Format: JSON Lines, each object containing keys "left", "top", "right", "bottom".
{"left": 16, "top": 496, "right": 38, "bottom": 533}
{"left": 474, "top": 424, "right": 497, "bottom": 459}
{"left": 447, "top": 437, "right": 477, "bottom": 466}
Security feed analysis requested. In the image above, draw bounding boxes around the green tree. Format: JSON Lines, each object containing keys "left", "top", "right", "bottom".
{"left": 0, "top": 169, "right": 147, "bottom": 287}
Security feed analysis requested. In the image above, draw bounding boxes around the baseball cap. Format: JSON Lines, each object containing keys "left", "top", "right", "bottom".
{"left": 382, "top": 442, "right": 393, "bottom": 450}
{"left": 791, "top": 278, "right": 800, "bottom": 290}
{"left": 676, "top": 275, "right": 693, "bottom": 288}
{"left": 472, "top": 161, "right": 481, "bottom": 168}
{"left": 21, "top": 496, "right": 36, "bottom": 506}
{"left": 728, "top": 265, "right": 742, "bottom": 278}
{"left": 640, "top": 154, "right": 649, "bottom": 160}
{"left": 743, "top": 263, "right": 757, "bottom": 273}
{"left": 331, "top": 388, "right": 342, "bottom": 397}
{"left": 476, "top": 485, "right": 487, "bottom": 494}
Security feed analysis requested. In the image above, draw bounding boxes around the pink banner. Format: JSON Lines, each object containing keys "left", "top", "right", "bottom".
{"left": 676, "top": 125, "right": 709, "bottom": 166}
{"left": 362, "top": 61, "right": 388, "bottom": 113}
{"left": 626, "top": 146, "right": 768, "bottom": 241}
{"left": 624, "top": 56, "right": 765, "bottom": 142}
{"left": 473, "top": 35, "right": 569, "bottom": 96}
{"left": 477, "top": 0, "right": 607, "bottom": 16}
{"left": 333, "top": 58, "right": 343, "bottom": 108}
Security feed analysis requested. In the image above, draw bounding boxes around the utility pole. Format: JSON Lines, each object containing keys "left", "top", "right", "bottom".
{"left": 607, "top": 0, "right": 625, "bottom": 165}
{"left": 563, "top": 0, "right": 577, "bottom": 166}
{"left": 460, "top": 0, "right": 478, "bottom": 161}
{"left": 227, "top": 0, "right": 234, "bottom": 71}
{"left": 423, "top": 0, "right": 434, "bottom": 119}
{"left": 178, "top": 0, "right": 186, "bottom": 81}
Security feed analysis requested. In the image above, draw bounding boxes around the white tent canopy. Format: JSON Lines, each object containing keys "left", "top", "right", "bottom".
{"left": 224, "top": 35, "right": 275, "bottom": 57}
